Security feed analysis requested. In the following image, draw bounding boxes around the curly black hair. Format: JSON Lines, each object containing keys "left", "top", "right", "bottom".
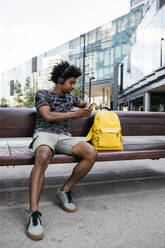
{"left": 50, "top": 60, "right": 82, "bottom": 84}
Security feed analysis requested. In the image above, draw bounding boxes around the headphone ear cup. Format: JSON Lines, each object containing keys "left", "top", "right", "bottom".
{"left": 57, "top": 77, "right": 65, "bottom": 84}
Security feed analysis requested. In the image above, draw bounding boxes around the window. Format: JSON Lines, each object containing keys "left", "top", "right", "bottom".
{"left": 115, "top": 46, "right": 121, "bottom": 58}
{"left": 104, "top": 50, "right": 110, "bottom": 66}
{"left": 110, "top": 49, "right": 114, "bottom": 65}
{"left": 122, "top": 43, "right": 130, "bottom": 55}
{"left": 88, "top": 32, "right": 96, "bottom": 44}
{"left": 98, "top": 68, "right": 103, "bottom": 79}
{"left": 104, "top": 67, "right": 110, "bottom": 78}
{"left": 32, "top": 57, "right": 37, "bottom": 73}
{"left": 10, "top": 80, "right": 14, "bottom": 96}
{"left": 127, "top": 52, "right": 131, "bottom": 73}
{"left": 112, "top": 22, "right": 117, "bottom": 35}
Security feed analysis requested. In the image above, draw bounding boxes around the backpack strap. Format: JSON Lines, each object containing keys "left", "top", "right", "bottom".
{"left": 84, "top": 124, "right": 93, "bottom": 141}
{"left": 101, "top": 107, "right": 111, "bottom": 111}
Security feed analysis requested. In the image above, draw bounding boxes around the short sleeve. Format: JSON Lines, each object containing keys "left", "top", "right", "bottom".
{"left": 35, "top": 90, "right": 49, "bottom": 110}
{"left": 71, "top": 95, "right": 81, "bottom": 107}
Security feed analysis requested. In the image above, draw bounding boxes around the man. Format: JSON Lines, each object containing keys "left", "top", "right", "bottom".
{"left": 26, "top": 60, "right": 97, "bottom": 240}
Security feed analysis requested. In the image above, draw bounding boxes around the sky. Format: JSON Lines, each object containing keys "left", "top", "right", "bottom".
{"left": 0, "top": 0, "right": 130, "bottom": 74}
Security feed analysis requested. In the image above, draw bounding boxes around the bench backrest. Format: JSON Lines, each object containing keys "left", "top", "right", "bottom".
{"left": 0, "top": 108, "right": 165, "bottom": 137}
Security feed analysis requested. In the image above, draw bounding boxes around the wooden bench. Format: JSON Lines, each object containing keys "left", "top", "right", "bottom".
{"left": 1, "top": 107, "right": 165, "bottom": 167}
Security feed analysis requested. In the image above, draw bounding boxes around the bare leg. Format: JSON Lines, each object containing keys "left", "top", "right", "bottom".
{"left": 29, "top": 146, "right": 53, "bottom": 212}
{"left": 61, "top": 141, "right": 97, "bottom": 191}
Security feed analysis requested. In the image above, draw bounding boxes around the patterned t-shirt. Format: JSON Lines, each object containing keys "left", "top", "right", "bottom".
{"left": 34, "top": 90, "right": 81, "bottom": 134}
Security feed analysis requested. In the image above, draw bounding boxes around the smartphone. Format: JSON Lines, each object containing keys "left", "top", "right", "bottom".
{"left": 88, "top": 103, "right": 96, "bottom": 110}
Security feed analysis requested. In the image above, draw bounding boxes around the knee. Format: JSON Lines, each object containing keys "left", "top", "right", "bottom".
{"left": 35, "top": 146, "right": 53, "bottom": 170}
{"left": 88, "top": 147, "right": 98, "bottom": 162}
{"left": 72, "top": 141, "right": 98, "bottom": 162}
{"left": 81, "top": 142, "right": 98, "bottom": 161}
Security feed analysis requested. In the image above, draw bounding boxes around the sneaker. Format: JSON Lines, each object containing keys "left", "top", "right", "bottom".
{"left": 56, "top": 187, "right": 76, "bottom": 212}
{"left": 26, "top": 211, "right": 44, "bottom": 240}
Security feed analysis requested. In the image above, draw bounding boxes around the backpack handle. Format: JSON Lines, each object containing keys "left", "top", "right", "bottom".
{"left": 101, "top": 107, "right": 111, "bottom": 111}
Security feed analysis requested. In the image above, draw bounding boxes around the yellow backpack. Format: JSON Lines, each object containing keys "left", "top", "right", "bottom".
{"left": 85, "top": 110, "right": 123, "bottom": 151}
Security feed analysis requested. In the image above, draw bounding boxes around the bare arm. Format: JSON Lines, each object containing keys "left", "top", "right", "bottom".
{"left": 38, "top": 105, "right": 91, "bottom": 122}
{"left": 77, "top": 101, "right": 90, "bottom": 108}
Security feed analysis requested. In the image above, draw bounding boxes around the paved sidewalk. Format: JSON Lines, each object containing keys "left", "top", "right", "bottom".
{"left": 1, "top": 159, "right": 165, "bottom": 247}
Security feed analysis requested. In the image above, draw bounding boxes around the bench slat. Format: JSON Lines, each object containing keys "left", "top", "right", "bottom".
{"left": 0, "top": 150, "right": 165, "bottom": 166}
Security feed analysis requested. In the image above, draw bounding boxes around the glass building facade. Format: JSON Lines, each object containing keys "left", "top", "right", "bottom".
{"left": 119, "top": 0, "right": 165, "bottom": 111}
{"left": 0, "top": 5, "right": 145, "bottom": 107}
{"left": 122, "top": 0, "right": 165, "bottom": 89}
{"left": 130, "top": 0, "right": 150, "bottom": 10}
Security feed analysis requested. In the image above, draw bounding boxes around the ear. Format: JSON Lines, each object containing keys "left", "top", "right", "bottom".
{"left": 57, "top": 77, "right": 65, "bottom": 84}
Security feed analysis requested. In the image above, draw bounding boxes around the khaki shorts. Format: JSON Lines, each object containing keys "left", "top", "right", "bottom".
{"left": 29, "top": 131, "right": 85, "bottom": 155}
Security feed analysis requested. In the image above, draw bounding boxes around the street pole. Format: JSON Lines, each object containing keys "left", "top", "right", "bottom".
{"left": 160, "top": 38, "right": 164, "bottom": 67}
{"left": 119, "top": 63, "right": 123, "bottom": 94}
{"left": 113, "top": 63, "right": 119, "bottom": 110}
{"left": 89, "top": 77, "right": 95, "bottom": 103}
{"left": 81, "top": 34, "right": 86, "bottom": 100}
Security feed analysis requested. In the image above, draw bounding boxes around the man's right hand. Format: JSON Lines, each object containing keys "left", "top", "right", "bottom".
{"left": 38, "top": 106, "right": 92, "bottom": 122}
{"left": 75, "top": 108, "right": 91, "bottom": 118}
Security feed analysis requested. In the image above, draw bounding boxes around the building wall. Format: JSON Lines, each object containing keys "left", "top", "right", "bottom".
{"left": 130, "top": 0, "right": 146, "bottom": 10}
{"left": 0, "top": 7, "right": 145, "bottom": 106}
{"left": 122, "top": 0, "right": 165, "bottom": 90}
{"left": 69, "top": 9, "right": 143, "bottom": 85}
{"left": 118, "top": 0, "right": 165, "bottom": 112}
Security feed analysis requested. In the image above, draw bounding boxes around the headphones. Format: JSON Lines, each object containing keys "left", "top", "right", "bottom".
{"left": 57, "top": 77, "right": 65, "bottom": 84}
{"left": 57, "top": 67, "right": 71, "bottom": 84}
